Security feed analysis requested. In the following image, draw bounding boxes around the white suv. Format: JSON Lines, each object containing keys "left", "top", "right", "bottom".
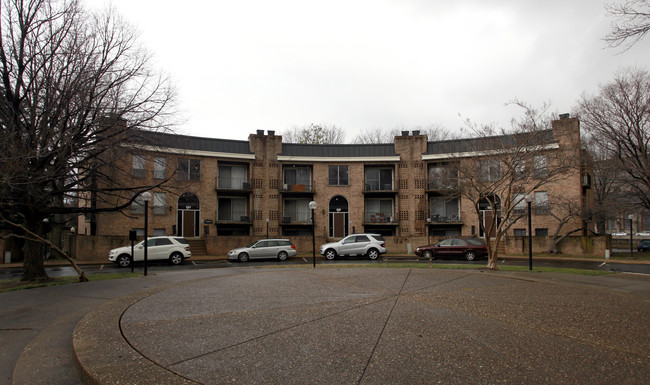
{"left": 108, "top": 236, "right": 191, "bottom": 267}
{"left": 319, "top": 234, "right": 387, "bottom": 260}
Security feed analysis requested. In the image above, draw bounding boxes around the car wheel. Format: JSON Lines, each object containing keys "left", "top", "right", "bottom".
{"left": 238, "top": 252, "right": 249, "bottom": 262}
{"left": 465, "top": 251, "right": 476, "bottom": 261}
{"left": 169, "top": 252, "right": 184, "bottom": 265}
{"left": 277, "top": 251, "right": 288, "bottom": 261}
{"left": 367, "top": 248, "right": 379, "bottom": 260}
{"left": 325, "top": 249, "right": 337, "bottom": 260}
{"left": 423, "top": 250, "right": 435, "bottom": 260}
{"left": 117, "top": 254, "right": 131, "bottom": 268}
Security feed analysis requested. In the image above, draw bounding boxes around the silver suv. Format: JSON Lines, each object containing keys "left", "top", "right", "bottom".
{"left": 319, "top": 234, "right": 387, "bottom": 260}
{"left": 108, "top": 236, "right": 191, "bottom": 267}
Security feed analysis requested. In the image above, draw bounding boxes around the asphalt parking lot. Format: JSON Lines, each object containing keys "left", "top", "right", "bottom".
{"left": 70, "top": 267, "right": 650, "bottom": 385}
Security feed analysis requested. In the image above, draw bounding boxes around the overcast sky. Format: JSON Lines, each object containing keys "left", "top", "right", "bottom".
{"left": 86, "top": 0, "right": 649, "bottom": 141}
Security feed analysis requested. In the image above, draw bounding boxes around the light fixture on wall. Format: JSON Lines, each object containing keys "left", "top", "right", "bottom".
{"left": 169, "top": 206, "right": 173, "bottom": 213}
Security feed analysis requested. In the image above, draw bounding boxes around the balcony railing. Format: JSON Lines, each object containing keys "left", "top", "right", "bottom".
{"left": 428, "top": 213, "right": 461, "bottom": 223}
{"left": 365, "top": 213, "right": 394, "bottom": 223}
{"left": 364, "top": 182, "right": 394, "bottom": 191}
{"left": 427, "top": 180, "right": 458, "bottom": 190}
{"left": 217, "top": 211, "right": 251, "bottom": 222}
{"left": 281, "top": 213, "right": 311, "bottom": 223}
{"left": 281, "top": 183, "right": 313, "bottom": 192}
{"left": 216, "top": 177, "right": 250, "bottom": 190}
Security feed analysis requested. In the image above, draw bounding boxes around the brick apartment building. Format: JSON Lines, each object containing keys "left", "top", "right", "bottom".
{"left": 78, "top": 116, "right": 594, "bottom": 258}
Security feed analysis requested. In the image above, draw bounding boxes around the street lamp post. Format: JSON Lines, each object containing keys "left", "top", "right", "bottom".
{"left": 309, "top": 201, "right": 317, "bottom": 268}
{"left": 629, "top": 214, "right": 634, "bottom": 259}
{"left": 525, "top": 195, "right": 534, "bottom": 271}
{"left": 266, "top": 218, "right": 269, "bottom": 239}
{"left": 141, "top": 191, "right": 152, "bottom": 276}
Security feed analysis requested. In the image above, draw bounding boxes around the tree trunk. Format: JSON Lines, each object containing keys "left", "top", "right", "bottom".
{"left": 21, "top": 239, "right": 50, "bottom": 282}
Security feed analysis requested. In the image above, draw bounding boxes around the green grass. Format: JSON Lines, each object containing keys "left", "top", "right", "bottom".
{"left": 0, "top": 272, "right": 140, "bottom": 293}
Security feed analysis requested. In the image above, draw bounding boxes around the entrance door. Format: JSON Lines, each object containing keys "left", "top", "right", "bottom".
{"left": 333, "top": 213, "right": 345, "bottom": 237}
{"left": 178, "top": 192, "right": 200, "bottom": 238}
{"left": 329, "top": 196, "right": 349, "bottom": 238}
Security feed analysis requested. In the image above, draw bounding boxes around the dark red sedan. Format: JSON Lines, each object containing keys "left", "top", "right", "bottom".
{"left": 415, "top": 238, "right": 487, "bottom": 261}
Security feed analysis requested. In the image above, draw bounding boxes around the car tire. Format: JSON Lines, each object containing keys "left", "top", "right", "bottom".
{"left": 423, "top": 250, "right": 435, "bottom": 260}
{"left": 117, "top": 254, "right": 131, "bottom": 268}
{"left": 277, "top": 251, "right": 288, "bottom": 261}
{"left": 324, "top": 249, "right": 337, "bottom": 260}
{"left": 238, "top": 252, "right": 249, "bottom": 262}
{"left": 367, "top": 248, "right": 379, "bottom": 260}
{"left": 465, "top": 251, "right": 476, "bottom": 261}
{"left": 169, "top": 252, "right": 184, "bottom": 265}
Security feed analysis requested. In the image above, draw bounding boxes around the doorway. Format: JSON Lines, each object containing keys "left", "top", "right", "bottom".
{"left": 178, "top": 192, "right": 200, "bottom": 238}
{"left": 329, "top": 196, "right": 349, "bottom": 238}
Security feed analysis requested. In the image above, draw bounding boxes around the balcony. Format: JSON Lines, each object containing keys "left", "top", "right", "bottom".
{"left": 363, "top": 182, "right": 397, "bottom": 196}
{"left": 215, "top": 177, "right": 251, "bottom": 195}
{"left": 217, "top": 210, "right": 251, "bottom": 223}
{"left": 281, "top": 214, "right": 312, "bottom": 224}
{"left": 428, "top": 213, "right": 462, "bottom": 224}
{"left": 364, "top": 212, "right": 398, "bottom": 225}
{"left": 427, "top": 179, "right": 458, "bottom": 192}
{"left": 280, "top": 183, "right": 314, "bottom": 196}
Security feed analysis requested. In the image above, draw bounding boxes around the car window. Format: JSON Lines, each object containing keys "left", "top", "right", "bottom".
{"left": 256, "top": 241, "right": 268, "bottom": 248}
{"left": 452, "top": 239, "right": 468, "bottom": 246}
{"left": 156, "top": 238, "right": 172, "bottom": 246}
{"left": 342, "top": 237, "right": 355, "bottom": 244}
{"left": 174, "top": 237, "right": 189, "bottom": 245}
{"left": 370, "top": 235, "right": 385, "bottom": 242}
{"left": 466, "top": 239, "right": 485, "bottom": 246}
{"left": 278, "top": 240, "right": 290, "bottom": 246}
{"left": 356, "top": 235, "right": 370, "bottom": 243}
{"left": 267, "top": 241, "right": 278, "bottom": 247}
{"left": 438, "top": 239, "right": 453, "bottom": 246}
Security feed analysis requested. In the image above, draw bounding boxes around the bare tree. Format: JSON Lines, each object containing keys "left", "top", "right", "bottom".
{"left": 281, "top": 123, "right": 345, "bottom": 144}
{"left": 454, "top": 103, "right": 580, "bottom": 269}
{"left": 577, "top": 67, "right": 650, "bottom": 211}
{"left": 353, "top": 124, "right": 453, "bottom": 144}
{"left": 0, "top": 0, "right": 176, "bottom": 282}
{"left": 546, "top": 195, "right": 587, "bottom": 254}
{"left": 604, "top": 0, "right": 650, "bottom": 51}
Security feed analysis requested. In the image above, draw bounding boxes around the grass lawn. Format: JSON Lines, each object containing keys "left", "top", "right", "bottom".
{"left": 0, "top": 272, "right": 140, "bottom": 293}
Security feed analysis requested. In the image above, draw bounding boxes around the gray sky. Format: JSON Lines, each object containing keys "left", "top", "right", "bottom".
{"left": 86, "top": 0, "right": 649, "bottom": 141}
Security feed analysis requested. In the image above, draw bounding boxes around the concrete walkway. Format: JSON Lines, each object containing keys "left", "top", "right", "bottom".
{"left": 68, "top": 268, "right": 650, "bottom": 385}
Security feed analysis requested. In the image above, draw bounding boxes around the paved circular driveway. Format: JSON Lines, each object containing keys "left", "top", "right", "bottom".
{"left": 74, "top": 268, "right": 650, "bottom": 384}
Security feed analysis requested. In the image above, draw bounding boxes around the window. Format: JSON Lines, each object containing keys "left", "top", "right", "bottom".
{"left": 429, "top": 197, "right": 460, "bottom": 222}
{"left": 514, "top": 160, "right": 526, "bottom": 180}
{"left": 365, "top": 199, "right": 393, "bottom": 222}
{"left": 329, "top": 165, "right": 349, "bottom": 186}
{"left": 178, "top": 159, "right": 200, "bottom": 181}
{"left": 154, "top": 157, "right": 166, "bottom": 179}
{"left": 428, "top": 162, "right": 458, "bottom": 189}
{"left": 283, "top": 199, "right": 311, "bottom": 222}
{"left": 535, "top": 228, "right": 548, "bottom": 236}
{"left": 153, "top": 192, "right": 166, "bottom": 215}
{"left": 284, "top": 167, "right": 311, "bottom": 190}
{"left": 478, "top": 159, "right": 501, "bottom": 182}
{"left": 513, "top": 228, "right": 526, "bottom": 236}
{"left": 218, "top": 197, "right": 248, "bottom": 221}
{"left": 534, "top": 155, "right": 547, "bottom": 178}
{"left": 513, "top": 193, "right": 527, "bottom": 215}
{"left": 132, "top": 155, "right": 145, "bottom": 178}
{"left": 131, "top": 194, "right": 145, "bottom": 215}
{"left": 365, "top": 168, "right": 393, "bottom": 190}
{"left": 534, "top": 191, "right": 548, "bottom": 214}
{"left": 219, "top": 165, "right": 248, "bottom": 189}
